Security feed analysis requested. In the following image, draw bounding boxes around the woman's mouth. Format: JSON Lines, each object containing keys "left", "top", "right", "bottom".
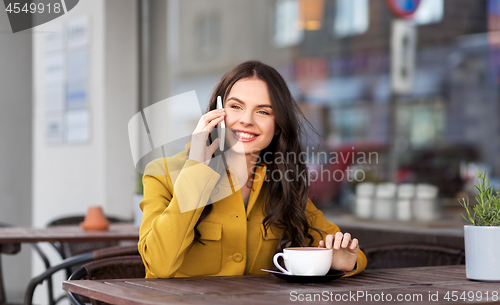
{"left": 232, "top": 130, "right": 259, "bottom": 142}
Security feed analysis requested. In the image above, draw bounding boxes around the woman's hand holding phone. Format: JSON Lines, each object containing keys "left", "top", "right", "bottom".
{"left": 189, "top": 108, "right": 225, "bottom": 166}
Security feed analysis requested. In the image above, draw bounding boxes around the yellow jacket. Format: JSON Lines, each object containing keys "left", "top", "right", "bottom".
{"left": 138, "top": 151, "right": 367, "bottom": 278}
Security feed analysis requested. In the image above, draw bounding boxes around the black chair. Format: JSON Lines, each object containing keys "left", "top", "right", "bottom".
{"left": 362, "top": 243, "right": 465, "bottom": 269}
{"left": 67, "top": 255, "right": 145, "bottom": 305}
{"left": 0, "top": 222, "right": 52, "bottom": 305}
{"left": 47, "top": 215, "right": 132, "bottom": 262}
{"left": 0, "top": 222, "right": 21, "bottom": 305}
{"left": 24, "top": 245, "right": 140, "bottom": 305}
{"left": 26, "top": 215, "right": 132, "bottom": 305}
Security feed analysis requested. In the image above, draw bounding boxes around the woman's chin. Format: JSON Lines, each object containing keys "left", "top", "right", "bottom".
{"left": 227, "top": 142, "right": 247, "bottom": 154}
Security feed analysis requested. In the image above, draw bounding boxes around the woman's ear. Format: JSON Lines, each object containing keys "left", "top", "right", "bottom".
{"left": 274, "top": 128, "right": 281, "bottom": 136}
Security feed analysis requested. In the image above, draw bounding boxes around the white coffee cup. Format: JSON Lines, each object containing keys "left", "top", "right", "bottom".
{"left": 273, "top": 247, "right": 332, "bottom": 276}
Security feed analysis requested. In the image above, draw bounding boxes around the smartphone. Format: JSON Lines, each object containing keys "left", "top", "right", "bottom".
{"left": 216, "top": 96, "right": 225, "bottom": 151}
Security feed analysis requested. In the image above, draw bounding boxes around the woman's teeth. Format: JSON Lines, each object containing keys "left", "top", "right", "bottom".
{"left": 234, "top": 131, "right": 257, "bottom": 139}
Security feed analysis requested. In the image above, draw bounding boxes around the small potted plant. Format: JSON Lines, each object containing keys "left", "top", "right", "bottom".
{"left": 460, "top": 171, "right": 500, "bottom": 281}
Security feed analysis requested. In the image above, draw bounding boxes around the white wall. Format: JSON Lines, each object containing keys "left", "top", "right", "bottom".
{"left": 32, "top": 0, "right": 137, "bottom": 302}
{"left": 32, "top": 0, "right": 138, "bottom": 227}
{"left": 104, "top": 0, "right": 140, "bottom": 216}
{"left": 0, "top": 6, "right": 33, "bottom": 302}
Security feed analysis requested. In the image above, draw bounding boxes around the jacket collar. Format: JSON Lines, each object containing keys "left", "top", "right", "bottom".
{"left": 182, "top": 142, "right": 268, "bottom": 214}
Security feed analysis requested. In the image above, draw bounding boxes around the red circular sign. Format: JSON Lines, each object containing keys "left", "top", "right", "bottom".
{"left": 386, "top": 0, "right": 421, "bottom": 18}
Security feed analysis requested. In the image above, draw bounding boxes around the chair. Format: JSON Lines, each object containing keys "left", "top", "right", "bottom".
{"left": 47, "top": 215, "right": 132, "bottom": 261}
{"left": 0, "top": 222, "right": 52, "bottom": 305}
{"left": 67, "top": 255, "right": 145, "bottom": 305}
{"left": 0, "top": 223, "right": 21, "bottom": 305}
{"left": 362, "top": 243, "right": 465, "bottom": 269}
{"left": 24, "top": 245, "right": 140, "bottom": 305}
{"left": 32, "top": 215, "right": 132, "bottom": 305}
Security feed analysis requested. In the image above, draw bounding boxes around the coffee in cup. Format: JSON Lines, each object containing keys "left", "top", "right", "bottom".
{"left": 273, "top": 247, "right": 332, "bottom": 276}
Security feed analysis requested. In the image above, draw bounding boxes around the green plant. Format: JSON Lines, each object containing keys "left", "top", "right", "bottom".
{"left": 460, "top": 171, "right": 500, "bottom": 226}
{"left": 137, "top": 172, "right": 144, "bottom": 195}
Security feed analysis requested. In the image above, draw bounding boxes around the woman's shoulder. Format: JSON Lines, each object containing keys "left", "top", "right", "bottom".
{"left": 144, "top": 150, "right": 188, "bottom": 176}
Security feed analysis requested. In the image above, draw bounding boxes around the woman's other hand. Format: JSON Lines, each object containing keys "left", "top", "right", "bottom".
{"left": 189, "top": 109, "right": 225, "bottom": 165}
{"left": 319, "top": 232, "right": 358, "bottom": 272}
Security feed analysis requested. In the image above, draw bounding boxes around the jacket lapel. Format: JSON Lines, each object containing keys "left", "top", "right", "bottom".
{"left": 246, "top": 164, "right": 266, "bottom": 215}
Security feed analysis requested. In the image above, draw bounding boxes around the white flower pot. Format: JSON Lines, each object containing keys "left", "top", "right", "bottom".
{"left": 464, "top": 225, "right": 500, "bottom": 281}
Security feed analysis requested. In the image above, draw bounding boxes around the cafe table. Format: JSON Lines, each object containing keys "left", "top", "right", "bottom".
{"left": 0, "top": 223, "right": 139, "bottom": 305}
{"left": 0, "top": 223, "right": 139, "bottom": 245}
{"left": 63, "top": 265, "right": 500, "bottom": 305}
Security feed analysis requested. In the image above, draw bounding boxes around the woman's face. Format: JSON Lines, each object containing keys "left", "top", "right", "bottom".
{"left": 223, "top": 77, "right": 277, "bottom": 157}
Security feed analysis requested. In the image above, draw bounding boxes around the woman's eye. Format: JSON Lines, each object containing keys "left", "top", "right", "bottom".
{"left": 231, "top": 105, "right": 242, "bottom": 110}
{"left": 258, "top": 110, "right": 270, "bottom": 115}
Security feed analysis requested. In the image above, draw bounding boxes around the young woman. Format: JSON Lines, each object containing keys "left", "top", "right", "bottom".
{"left": 138, "top": 61, "right": 366, "bottom": 278}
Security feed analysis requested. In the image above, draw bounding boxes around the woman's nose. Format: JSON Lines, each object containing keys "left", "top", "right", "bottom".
{"left": 239, "top": 110, "right": 254, "bottom": 126}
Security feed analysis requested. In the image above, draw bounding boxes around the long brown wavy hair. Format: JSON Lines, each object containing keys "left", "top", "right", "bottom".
{"left": 194, "top": 60, "right": 323, "bottom": 249}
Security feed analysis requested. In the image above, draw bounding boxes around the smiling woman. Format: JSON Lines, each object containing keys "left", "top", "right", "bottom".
{"left": 224, "top": 78, "right": 277, "bottom": 155}
{"left": 137, "top": 60, "right": 367, "bottom": 279}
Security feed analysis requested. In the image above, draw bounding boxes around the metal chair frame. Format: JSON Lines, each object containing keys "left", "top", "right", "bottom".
{"left": 24, "top": 245, "right": 139, "bottom": 305}
{"left": 0, "top": 222, "right": 52, "bottom": 305}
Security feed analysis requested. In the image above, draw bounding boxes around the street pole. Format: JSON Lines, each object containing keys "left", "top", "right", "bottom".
{"left": 389, "top": 19, "right": 416, "bottom": 182}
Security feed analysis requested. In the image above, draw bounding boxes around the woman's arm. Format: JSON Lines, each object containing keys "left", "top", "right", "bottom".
{"left": 138, "top": 107, "right": 226, "bottom": 278}
{"left": 138, "top": 158, "right": 220, "bottom": 278}
{"left": 305, "top": 200, "right": 367, "bottom": 276}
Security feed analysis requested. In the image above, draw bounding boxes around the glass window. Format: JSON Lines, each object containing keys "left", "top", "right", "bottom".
{"left": 274, "top": 0, "right": 303, "bottom": 47}
{"left": 414, "top": 0, "right": 444, "bottom": 25}
{"left": 396, "top": 98, "right": 445, "bottom": 148}
{"left": 334, "top": 0, "right": 369, "bottom": 37}
{"left": 332, "top": 105, "right": 368, "bottom": 141}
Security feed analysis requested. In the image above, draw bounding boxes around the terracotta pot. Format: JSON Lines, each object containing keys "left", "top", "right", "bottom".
{"left": 80, "top": 206, "right": 110, "bottom": 231}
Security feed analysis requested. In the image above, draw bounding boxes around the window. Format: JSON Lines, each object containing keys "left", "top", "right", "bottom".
{"left": 414, "top": 0, "right": 444, "bottom": 25}
{"left": 273, "top": 0, "right": 303, "bottom": 47}
{"left": 332, "top": 106, "right": 368, "bottom": 141}
{"left": 334, "top": 0, "right": 369, "bottom": 37}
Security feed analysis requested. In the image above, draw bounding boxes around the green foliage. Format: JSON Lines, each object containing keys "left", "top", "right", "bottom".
{"left": 460, "top": 171, "right": 500, "bottom": 226}
{"left": 137, "top": 172, "right": 144, "bottom": 195}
